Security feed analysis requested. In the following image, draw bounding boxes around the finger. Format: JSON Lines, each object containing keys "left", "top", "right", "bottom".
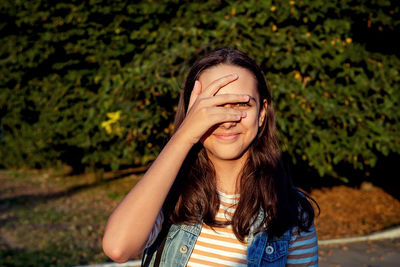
{"left": 208, "top": 109, "right": 246, "bottom": 124}
{"left": 188, "top": 80, "right": 202, "bottom": 112}
{"left": 200, "top": 94, "right": 250, "bottom": 107}
{"left": 204, "top": 73, "right": 238, "bottom": 96}
{"left": 206, "top": 106, "right": 247, "bottom": 120}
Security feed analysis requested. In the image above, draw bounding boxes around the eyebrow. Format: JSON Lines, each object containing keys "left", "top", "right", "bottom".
{"left": 248, "top": 96, "right": 257, "bottom": 102}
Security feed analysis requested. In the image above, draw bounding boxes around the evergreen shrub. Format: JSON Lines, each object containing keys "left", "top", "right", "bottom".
{"left": 1, "top": 0, "right": 399, "bottom": 181}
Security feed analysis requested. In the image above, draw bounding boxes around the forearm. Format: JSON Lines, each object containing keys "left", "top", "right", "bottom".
{"left": 102, "top": 73, "right": 245, "bottom": 262}
{"left": 102, "top": 131, "right": 193, "bottom": 261}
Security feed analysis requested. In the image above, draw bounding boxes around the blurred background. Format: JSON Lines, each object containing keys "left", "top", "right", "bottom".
{"left": 0, "top": 0, "right": 399, "bottom": 266}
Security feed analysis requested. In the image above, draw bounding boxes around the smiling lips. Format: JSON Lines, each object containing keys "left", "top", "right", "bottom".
{"left": 213, "top": 133, "right": 241, "bottom": 141}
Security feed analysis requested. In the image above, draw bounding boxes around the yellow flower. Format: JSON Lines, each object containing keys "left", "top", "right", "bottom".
{"left": 101, "top": 121, "right": 112, "bottom": 134}
{"left": 294, "top": 72, "right": 302, "bottom": 81}
{"left": 272, "top": 25, "right": 277, "bottom": 31}
{"left": 293, "top": 70, "right": 302, "bottom": 82}
{"left": 101, "top": 110, "right": 123, "bottom": 136}
{"left": 270, "top": 6, "right": 276, "bottom": 12}
{"left": 346, "top": 37, "right": 352, "bottom": 44}
{"left": 106, "top": 111, "right": 121, "bottom": 123}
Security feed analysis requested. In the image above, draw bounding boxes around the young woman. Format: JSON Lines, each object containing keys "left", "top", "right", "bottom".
{"left": 102, "top": 48, "right": 318, "bottom": 266}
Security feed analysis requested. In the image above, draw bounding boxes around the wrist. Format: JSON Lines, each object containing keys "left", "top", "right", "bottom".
{"left": 170, "top": 127, "right": 198, "bottom": 149}
{"left": 171, "top": 123, "right": 199, "bottom": 150}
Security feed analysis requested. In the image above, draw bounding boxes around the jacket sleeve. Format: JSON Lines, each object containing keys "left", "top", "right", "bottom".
{"left": 144, "top": 210, "right": 164, "bottom": 248}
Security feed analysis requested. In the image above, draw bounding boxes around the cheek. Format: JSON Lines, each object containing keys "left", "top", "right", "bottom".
{"left": 241, "top": 112, "right": 259, "bottom": 129}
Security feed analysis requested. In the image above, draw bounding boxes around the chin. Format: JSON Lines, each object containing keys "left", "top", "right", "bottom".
{"left": 207, "top": 148, "right": 248, "bottom": 161}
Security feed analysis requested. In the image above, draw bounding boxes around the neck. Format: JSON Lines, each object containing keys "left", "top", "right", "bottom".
{"left": 209, "top": 155, "right": 248, "bottom": 195}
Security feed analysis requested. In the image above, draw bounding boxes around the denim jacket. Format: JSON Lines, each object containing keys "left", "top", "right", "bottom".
{"left": 143, "top": 211, "right": 292, "bottom": 267}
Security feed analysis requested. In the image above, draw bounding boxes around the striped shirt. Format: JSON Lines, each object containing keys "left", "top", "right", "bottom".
{"left": 147, "top": 191, "right": 318, "bottom": 266}
{"left": 187, "top": 191, "right": 246, "bottom": 267}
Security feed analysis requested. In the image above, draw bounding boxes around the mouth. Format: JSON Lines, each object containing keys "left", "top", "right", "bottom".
{"left": 213, "top": 133, "right": 240, "bottom": 141}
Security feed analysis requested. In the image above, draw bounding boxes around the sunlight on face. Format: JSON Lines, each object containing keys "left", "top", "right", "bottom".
{"left": 199, "top": 64, "right": 266, "bottom": 163}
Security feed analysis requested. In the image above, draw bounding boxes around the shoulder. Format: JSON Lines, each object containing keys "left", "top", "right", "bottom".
{"left": 287, "top": 223, "right": 318, "bottom": 266}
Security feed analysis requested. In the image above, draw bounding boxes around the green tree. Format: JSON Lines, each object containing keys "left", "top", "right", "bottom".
{"left": 1, "top": 0, "right": 399, "bottom": 181}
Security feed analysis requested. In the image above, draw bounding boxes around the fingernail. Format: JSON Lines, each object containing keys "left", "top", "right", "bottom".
{"left": 244, "top": 95, "right": 250, "bottom": 100}
{"left": 232, "top": 73, "right": 238, "bottom": 78}
{"left": 242, "top": 111, "right": 247, "bottom": 117}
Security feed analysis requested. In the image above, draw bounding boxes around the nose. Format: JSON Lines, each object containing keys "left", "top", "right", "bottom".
{"left": 220, "top": 121, "right": 237, "bottom": 129}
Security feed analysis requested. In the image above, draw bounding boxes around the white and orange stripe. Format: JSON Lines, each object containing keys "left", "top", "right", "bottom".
{"left": 187, "top": 191, "right": 247, "bottom": 267}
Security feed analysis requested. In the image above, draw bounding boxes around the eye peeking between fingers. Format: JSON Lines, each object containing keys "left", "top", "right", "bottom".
{"left": 235, "top": 102, "right": 251, "bottom": 108}
{"left": 220, "top": 102, "right": 251, "bottom": 109}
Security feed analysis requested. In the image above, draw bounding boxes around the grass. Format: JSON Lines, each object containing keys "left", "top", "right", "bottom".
{"left": 2, "top": 168, "right": 400, "bottom": 266}
{"left": 0, "top": 169, "right": 140, "bottom": 267}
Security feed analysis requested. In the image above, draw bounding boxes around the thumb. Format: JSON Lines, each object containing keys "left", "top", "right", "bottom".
{"left": 187, "top": 80, "right": 202, "bottom": 113}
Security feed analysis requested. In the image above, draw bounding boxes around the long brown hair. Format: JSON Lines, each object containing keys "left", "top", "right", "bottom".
{"left": 164, "top": 47, "right": 317, "bottom": 241}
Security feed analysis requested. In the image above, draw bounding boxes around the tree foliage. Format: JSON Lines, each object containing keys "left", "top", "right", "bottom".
{"left": 1, "top": 0, "right": 399, "bottom": 180}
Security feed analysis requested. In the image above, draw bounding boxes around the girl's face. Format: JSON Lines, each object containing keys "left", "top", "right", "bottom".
{"left": 198, "top": 64, "right": 266, "bottom": 163}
